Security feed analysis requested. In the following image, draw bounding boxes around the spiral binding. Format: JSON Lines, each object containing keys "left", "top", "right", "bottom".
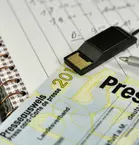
{"left": 0, "top": 37, "right": 28, "bottom": 122}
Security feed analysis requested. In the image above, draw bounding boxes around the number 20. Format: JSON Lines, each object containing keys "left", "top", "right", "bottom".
{"left": 52, "top": 73, "right": 73, "bottom": 88}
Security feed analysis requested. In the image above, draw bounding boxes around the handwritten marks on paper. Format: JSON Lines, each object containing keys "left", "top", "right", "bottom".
{"left": 26, "top": 0, "right": 139, "bottom": 76}
{"left": 28, "top": 0, "right": 139, "bottom": 42}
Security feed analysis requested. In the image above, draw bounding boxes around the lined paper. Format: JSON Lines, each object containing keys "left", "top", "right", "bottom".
{"left": 0, "top": 0, "right": 139, "bottom": 93}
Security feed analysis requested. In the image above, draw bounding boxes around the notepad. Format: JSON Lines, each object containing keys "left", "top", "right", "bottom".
{"left": 0, "top": 0, "right": 139, "bottom": 94}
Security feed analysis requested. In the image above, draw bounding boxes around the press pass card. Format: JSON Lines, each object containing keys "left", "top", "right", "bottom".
{"left": 1, "top": 66, "right": 139, "bottom": 145}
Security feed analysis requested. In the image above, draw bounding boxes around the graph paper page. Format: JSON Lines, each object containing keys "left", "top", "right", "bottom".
{"left": 0, "top": 0, "right": 139, "bottom": 93}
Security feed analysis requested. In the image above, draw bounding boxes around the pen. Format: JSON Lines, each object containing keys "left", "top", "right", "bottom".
{"left": 119, "top": 56, "right": 139, "bottom": 67}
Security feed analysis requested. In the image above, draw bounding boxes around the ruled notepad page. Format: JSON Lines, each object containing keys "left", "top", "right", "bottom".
{"left": 0, "top": 0, "right": 139, "bottom": 93}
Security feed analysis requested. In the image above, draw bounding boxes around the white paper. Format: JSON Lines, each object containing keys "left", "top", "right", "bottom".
{"left": 0, "top": 0, "right": 139, "bottom": 93}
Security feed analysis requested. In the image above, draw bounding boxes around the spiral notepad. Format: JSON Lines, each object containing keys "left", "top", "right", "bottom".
{"left": 0, "top": 37, "right": 28, "bottom": 122}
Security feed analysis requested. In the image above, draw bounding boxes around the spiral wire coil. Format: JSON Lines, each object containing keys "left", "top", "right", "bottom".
{"left": 0, "top": 37, "right": 28, "bottom": 121}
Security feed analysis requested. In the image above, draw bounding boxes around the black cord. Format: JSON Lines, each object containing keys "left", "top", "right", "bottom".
{"left": 131, "top": 29, "right": 139, "bottom": 36}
